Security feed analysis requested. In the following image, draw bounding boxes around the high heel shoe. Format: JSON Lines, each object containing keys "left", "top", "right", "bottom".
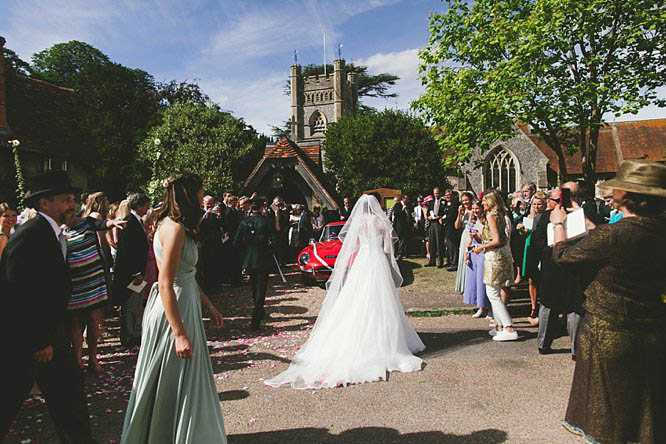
{"left": 472, "top": 308, "right": 488, "bottom": 318}
{"left": 528, "top": 308, "right": 539, "bottom": 327}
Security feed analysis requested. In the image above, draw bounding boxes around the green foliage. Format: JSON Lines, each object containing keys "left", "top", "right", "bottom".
{"left": 73, "top": 62, "right": 159, "bottom": 199}
{"left": 414, "top": 0, "right": 666, "bottom": 183}
{"left": 2, "top": 48, "right": 33, "bottom": 77}
{"left": 323, "top": 109, "right": 447, "bottom": 199}
{"left": 156, "top": 79, "right": 211, "bottom": 107}
{"left": 31, "top": 41, "right": 111, "bottom": 88}
{"left": 137, "top": 103, "right": 266, "bottom": 201}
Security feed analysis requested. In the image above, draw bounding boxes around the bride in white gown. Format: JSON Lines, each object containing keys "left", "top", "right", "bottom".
{"left": 265, "top": 194, "right": 425, "bottom": 389}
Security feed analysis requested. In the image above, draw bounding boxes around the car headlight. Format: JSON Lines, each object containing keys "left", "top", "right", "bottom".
{"left": 299, "top": 253, "right": 310, "bottom": 266}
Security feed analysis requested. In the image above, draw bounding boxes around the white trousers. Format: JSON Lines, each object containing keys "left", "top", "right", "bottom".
{"left": 486, "top": 284, "right": 513, "bottom": 327}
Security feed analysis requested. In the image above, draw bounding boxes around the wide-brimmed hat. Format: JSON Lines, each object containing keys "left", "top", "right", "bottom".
{"left": 599, "top": 160, "right": 666, "bottom": 197}
{"left": 23, "top": 171, "right": 77, "bottom": 205}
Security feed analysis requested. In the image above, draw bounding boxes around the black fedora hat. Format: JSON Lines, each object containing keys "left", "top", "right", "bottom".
{"left": 23, "top": 171, "right": 77, "bottom": 205}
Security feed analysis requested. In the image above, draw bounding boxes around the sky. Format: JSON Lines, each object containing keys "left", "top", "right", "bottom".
{"left": 2, "top": 0, "right": 664, "bottom": 135}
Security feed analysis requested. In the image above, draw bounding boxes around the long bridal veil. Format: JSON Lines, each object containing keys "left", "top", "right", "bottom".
{"left": 318, "top": 194, "right": 403, "bottom": 326}
{"left": 265, "top": 194, "right": 424, "bottom": 389}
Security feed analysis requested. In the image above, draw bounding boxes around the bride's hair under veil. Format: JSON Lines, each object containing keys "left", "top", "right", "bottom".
{"left": 318, "top": 194, "right": 403, "bottom": 320}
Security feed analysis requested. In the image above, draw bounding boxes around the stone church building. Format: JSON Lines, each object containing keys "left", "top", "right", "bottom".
{"left": 455, "top": 119, "right": 666, "bottom": 196}
{"left": 242, "top": 59, "right": 358, "bottom": 210}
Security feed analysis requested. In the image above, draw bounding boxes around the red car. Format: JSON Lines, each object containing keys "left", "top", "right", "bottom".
{"left": 298, "top": 221, "right": 345, "bottom": 286}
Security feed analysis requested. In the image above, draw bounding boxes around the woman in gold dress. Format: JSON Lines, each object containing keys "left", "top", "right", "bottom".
{"left": 550, "top": 160, "right": 666, "bottom": 444}
{"left": 472, "top": 190, "right": 517, "bottom": 341}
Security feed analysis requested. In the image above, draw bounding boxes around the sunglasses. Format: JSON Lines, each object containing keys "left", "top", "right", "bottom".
{"left": 548, "top": 197, "right": 560, "bottom": 203}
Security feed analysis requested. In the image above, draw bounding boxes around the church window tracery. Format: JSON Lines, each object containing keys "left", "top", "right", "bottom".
{"left": 484, "top": 147, "right": 519, "bottom": 193}
{"left": 310, "top": 111, "right": 327, "bottom": 136}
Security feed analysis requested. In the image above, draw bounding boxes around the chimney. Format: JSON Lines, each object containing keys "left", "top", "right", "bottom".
{"left": 0, "top": 36, "right": 8, "bottom": 134}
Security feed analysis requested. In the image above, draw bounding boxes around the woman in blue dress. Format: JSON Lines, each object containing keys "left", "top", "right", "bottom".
{"left": 122, "top": 173, "right": 227, "bottom": 444}
{"left": 463, "top": 201, "right": 488, "bottom": 317}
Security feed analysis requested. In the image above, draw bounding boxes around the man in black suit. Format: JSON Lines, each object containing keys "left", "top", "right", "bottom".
{"left": 338, "top": 197, "right": 352, "bottom": 221}
{"left": 425, "top": 187, "right": 447, "bottom": 267}
{"left": 442, "top": 190, "right": 461, "bottom": 271}
{"left": 531, "top": 188, "right": 583, "bottom": 359}
{"left": 0, "top": 171, "right": 95, "bottom": 443}
{"left": 392, "top": 195, "right": 412, "bottom": 260}
{"left": 113, "top": 192, "right": 150, "bottom": 346}
{"left": 297, "top": 204, "right": 314, "bottom": 250}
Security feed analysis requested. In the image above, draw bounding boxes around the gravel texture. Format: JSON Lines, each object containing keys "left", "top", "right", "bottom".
{"left": 7, "top": 260, "right": 577, "bottom": 443}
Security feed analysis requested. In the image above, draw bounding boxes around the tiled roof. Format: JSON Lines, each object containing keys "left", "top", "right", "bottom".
{"left": 264, "top": 137, "right": 321, "bottom": 166}
{"left": 524, "top": 119, "right": 666, "bottom": 174}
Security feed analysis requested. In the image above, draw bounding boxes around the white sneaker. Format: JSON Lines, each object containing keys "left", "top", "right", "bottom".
{"left": 488, "top": 328, "right": 499, "bottom": 337}
{"left": 493, "top": 330, "right": 518, "bottom": 341}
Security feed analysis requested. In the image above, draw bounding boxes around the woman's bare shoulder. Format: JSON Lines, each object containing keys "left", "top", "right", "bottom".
{"left": 158, "top": 218, "right": 185, "bottom": 242}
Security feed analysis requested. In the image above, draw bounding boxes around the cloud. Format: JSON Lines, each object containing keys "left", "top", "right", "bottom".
{"left": 199, "top": 73, "right": 291, "bottom": 135}
{"left": 356, "top": 48, "right": 423, "bottom": 111}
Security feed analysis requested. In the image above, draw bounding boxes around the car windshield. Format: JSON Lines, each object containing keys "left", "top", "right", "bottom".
{"left": 320, "top": 224, "right": 343, "bottom": 242}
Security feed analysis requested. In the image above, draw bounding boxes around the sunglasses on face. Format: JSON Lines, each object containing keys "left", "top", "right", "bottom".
{"left": 548, "top": 197, "right": 560, "bottom": 203}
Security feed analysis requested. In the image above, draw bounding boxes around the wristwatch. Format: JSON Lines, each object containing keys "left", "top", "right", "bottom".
{"left": 552, "top": 222, "right": 564, "bottom": 227}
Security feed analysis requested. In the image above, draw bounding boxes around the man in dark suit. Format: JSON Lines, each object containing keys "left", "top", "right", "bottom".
{"left": 531, "top": 188, "right": 583, "bottom": 359}
{"left": 338, "top": 197, "right": 352, "bottom": 221}
{"left": 442, "top": 190, "right": 461, "bottom": 271}
{"left": 297, "top": 205, "right": 313, "bottom": 250}
{"left": 234, "top": 198, "right": 277, "bottom": 330}
{"left": 113, "top": 192, "right": 150, "bottom": 346}
{"left": 198, "top": 196, "right": 226, "bottom": 293}
{"left": 0, "top": 171, "right": 95, "bottom": 443}
{"left": 392, "top": 195, "right": 412, "bottom": 260}
{"left": 425, "top": 187, "right": 447, "bottom": 267}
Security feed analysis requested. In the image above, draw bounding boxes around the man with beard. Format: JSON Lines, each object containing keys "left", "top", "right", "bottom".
{"left": 0, "top": 171, "right": 95, "bottom": 443}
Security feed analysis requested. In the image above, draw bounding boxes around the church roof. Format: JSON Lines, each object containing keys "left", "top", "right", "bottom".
{"left": 523, "top": 119, "right": 666, "bottom": 175}
{"left": 242, "top": 136, "right": 340, "bottom": 209}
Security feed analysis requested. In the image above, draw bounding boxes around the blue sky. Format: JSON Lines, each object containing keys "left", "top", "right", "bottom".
{"left": 3, "top": 0, "right": 664, "bottom": 135}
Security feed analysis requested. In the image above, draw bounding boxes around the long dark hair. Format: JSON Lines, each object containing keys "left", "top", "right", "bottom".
{"left": 156, "top": 173, "right": 203, "bottom": 239}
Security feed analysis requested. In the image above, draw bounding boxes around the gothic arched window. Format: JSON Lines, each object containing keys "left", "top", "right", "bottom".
{"left": 484, "top": 147, "right": 519, "bottom": 193}
{"left": 310, "top": 111, "right": 327, "bottom": 136}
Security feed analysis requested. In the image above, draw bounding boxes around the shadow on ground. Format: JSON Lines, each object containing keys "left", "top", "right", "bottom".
{"left": 229, "top": 426, "right": 507, "bottom": 443}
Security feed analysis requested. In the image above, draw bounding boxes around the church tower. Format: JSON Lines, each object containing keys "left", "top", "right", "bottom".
{"left": 290, "top": 59, "right": 358, "bottom": 143}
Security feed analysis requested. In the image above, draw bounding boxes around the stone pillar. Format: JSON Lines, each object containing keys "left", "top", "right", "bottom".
{"left": 290, "top": 64, "right": 303, "bottom": 141}
{"left": 0, "top": 36, "right": 7, "bottom": 134}
{"left": 333, "top": 59, "right": 345, "bottom": 121}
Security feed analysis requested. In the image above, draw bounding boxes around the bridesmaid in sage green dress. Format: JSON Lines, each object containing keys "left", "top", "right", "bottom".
{"left": 122, "top": 173, "right": 226, "bottom": 444}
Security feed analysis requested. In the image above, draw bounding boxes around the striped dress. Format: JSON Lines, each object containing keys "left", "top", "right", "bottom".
{"left": 65, "top": 217, "right": 109, "bottom": 310}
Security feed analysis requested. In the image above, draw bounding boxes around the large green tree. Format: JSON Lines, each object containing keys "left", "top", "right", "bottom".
{"left": 137, "top": 103, "right": 266, "bottom": 201}
{"left": 414, "top": 0, "right": 666, "bottom": 184}
{"left": 323, "top": 109, "right": 446, "bottom": 199}
{"left": 31, "top": 41, "right": 111, "bottom": 88}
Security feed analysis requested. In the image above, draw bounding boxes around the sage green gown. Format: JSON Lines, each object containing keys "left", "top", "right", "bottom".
{"left": 121, "top": 230, "right": 227, "bottom": 444}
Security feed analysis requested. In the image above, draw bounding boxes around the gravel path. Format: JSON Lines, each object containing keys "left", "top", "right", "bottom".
{"left": 7, "top": 262, "right": 577, "bottom": 443}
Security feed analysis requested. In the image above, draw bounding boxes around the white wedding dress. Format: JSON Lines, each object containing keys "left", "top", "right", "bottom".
{"left": 265, "top": 195, "right": 425, "bottom": 389}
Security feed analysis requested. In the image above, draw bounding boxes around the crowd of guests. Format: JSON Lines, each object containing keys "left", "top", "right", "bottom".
{"left": 1, "top": 158, "right": 664, "bottom": 444}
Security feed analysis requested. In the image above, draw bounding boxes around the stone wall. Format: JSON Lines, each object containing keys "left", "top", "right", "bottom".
{"left": 463, "top": 129, "right": 549, "bottom": 196}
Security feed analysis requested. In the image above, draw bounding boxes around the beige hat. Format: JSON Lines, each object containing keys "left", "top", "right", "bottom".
{"left": 599, "top": 160, "right": 666, "bottom": 197}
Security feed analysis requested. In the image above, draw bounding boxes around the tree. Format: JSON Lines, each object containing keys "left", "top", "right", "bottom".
{"left": 137, "top": 103, "right": 266, "bottom": 201}
{"left": 75, "top": 62, "right": 159, "bottom": 198}
{"left": 31, "top": 41, "right": 111, "bottom": 88}
{"left": 2, "top": 47, "right": 32, "bottom": 77}
{"left": 323, "top": 109, "right": 447, "bottom": 199}
{"left": 156, "top": 79, "right": 211, "bottom": 107}
{"left": 414, "top": 0, "right": 666, "bottom": 184}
